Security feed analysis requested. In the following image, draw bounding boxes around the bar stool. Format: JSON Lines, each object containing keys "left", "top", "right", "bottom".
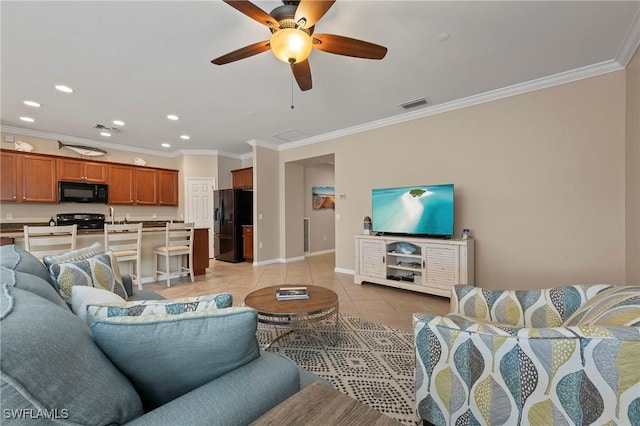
{"left": 153, "top": 222, "right": 195, "bottom": 287}
{"left": 23, "top": 224, "right": 77, "bottom": 261}
{"left": 104, "top": 223, "right": 143, "bottom": 291}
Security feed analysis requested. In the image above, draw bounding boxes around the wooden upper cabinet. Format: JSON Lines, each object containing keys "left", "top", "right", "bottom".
{"left": 232, "top": 167, "right": 253, "bottom": 189}
{"left": 58, "top": 158, "right": 107, "bottom": 183}
{"left": 0, "top": 149, "right": 180, "bottom": 206}
{"left": 22, "top": 155, "right": 57, "bottom": 203}
{"left": 108, "top": 164, "right": 135, "bottom": 204}
{"left": 134, "top": 168, "right": 158, "bottom": 205}
{"left": 1, "top": 151, "right": 56, "bottom": 203}
{"left": 1, "top": 151, "right": 20, "bottom": 202}
{"left": 158, "top": 169, "right": 178, "bottom": 206}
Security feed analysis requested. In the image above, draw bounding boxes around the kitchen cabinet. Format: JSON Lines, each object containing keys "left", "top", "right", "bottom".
{"left": 1, "top": 151, "right": 20, "bottom": 202}
{"left": 158, "top": 170, "right": 178, "bottom": 206}
{"left": 108, "top": 165, "right": 135, "bottom": 204}
{"left": 134, "top": 168, "right": 158, "bottom": 205}
{"left": 0, "top": 151, "right": 57, "bottom": 203}
{"left": 242, "top": 225, "right": 253, "bottom": 262}
{"left": 231, "top": 167, "right": 253, "bottom": 189}
{"left": 109, "top": 166, "right": 175, "bottom": 206}
{"left": 193, "top": 228, "right": 210, "bottom": 275}
{"left": 354, "top": 235, "right": 474, "bottom": 298}
{"left": 57, "top": 158, "right": 108, "bottom": 183}
{"left": 0, "top": 149, "right": 179, "bottom": 206}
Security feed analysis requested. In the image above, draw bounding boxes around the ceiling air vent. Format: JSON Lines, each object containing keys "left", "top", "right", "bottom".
{"left": 93, "top": 124, "right": 121, "bottom": 133}
{"left": 273, "top": 129, "right": 308, "bottom": 142}
{"left": 399, "top": 97, "right": 428, "bottom": 110}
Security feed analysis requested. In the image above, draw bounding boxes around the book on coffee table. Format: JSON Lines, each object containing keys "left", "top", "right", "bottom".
{"left": 276, "top": 287, "right": 309, "bottom": 300}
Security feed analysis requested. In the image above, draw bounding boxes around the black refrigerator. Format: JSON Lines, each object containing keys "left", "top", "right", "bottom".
{"left": 214, "top": 189, "right": 253, "bottom": 262}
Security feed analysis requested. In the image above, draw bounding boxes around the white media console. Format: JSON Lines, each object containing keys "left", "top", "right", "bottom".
{"left": 354, "top": 235, "right": 474, "bottom": 297}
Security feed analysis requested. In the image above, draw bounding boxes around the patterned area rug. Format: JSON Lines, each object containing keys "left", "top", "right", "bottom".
{"left": 256, "top": 313, "right": 419, "bottom": 425}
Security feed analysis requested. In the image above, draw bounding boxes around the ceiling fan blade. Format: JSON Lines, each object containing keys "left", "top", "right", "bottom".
{"left": 312, "top": 34, "right": 387, "bottom": 59}
{"left": 211, "top": 40, "right": 271, "bottom": 65}
{"left": 291, "top": 59, "right": 312, "bottom": 91}
{"left": 294, "top": 0, "right": 336, "bottom": 29}
{"left": 223, "top": 0, "right": 279, "bottom": 28}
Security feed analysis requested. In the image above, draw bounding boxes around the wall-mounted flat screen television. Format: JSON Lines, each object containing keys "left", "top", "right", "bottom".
{"left": 371, "top": 184, "right": 454, "bottom": 237}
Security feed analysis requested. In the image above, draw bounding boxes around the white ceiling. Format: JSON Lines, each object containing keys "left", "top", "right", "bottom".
{"left": 1, "top": 1, "right": 639, "bottom": 158}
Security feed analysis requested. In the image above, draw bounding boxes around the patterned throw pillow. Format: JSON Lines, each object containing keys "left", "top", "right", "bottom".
{"left": 42, "top": 242, "right": 105, "bottom": 269}
{"left": 86, "top": 293, "right": 233, "bottom": 323}
{"left": 104, "top": 251, "right": 128, "bottom": 300}
{"left": 50, "top": 253, "right": 124, "bottom": 302}
{"left": 562, "top": 286, "right": 640, "bottom": 326}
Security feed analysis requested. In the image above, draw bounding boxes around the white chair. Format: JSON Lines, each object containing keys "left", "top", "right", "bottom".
{"left": 104, "top": 223, "right": 143, "bottom": 291}
{"left": 153, "top": 222, "right": 195, "bottom": 287}
{"left": 23, "top": 224, "right": 77, "bottom": 261}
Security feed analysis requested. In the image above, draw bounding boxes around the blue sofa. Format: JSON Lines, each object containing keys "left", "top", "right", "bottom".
{"left": 1, "top": 244, "right": 324, "bottom": 425}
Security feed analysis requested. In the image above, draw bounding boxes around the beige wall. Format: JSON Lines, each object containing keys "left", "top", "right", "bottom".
{"left": 305, "top": 164, "right": 335, "bottom": 253}
{"left": 216, "top": 156, "right": 242, "bottom": 190}
{"left": 284, "top": 163, "right": 305, "bottom": 259}
{"left": 254, "top": 145, "right": 280, "bottom": 263}
{"left": 626, "top": 47, "right": 640, "bottom": 284}
{"left": 279, "top": 71, "right": 628, "bottom": 290}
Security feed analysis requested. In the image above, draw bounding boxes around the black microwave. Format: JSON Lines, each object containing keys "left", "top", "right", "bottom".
{"left": 58, "top": 181, "right": 108, "bottom": 203}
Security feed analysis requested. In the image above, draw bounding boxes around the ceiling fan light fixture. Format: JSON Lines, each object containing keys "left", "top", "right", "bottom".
{"left": 270, "top": 28, "right": 313, "bottom": 64}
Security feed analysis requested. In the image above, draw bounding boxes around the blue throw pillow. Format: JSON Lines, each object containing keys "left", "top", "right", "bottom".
{"left": 0, "top": 285, "right": 143, "bottom": 424}
{"left": 91, "top": 307, "right": 260, "bottom": 410}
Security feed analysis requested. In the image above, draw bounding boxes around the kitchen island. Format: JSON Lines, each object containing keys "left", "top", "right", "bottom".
{"left": 1, "top": 222, "right": 210, "bottom": 285}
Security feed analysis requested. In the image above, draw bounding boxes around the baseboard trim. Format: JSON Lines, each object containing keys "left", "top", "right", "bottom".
{"left": 335, "top": 267, "right": 354, "bottom": 275}
{"left": 305, "top": 249, "right": 336, "bottom": 257}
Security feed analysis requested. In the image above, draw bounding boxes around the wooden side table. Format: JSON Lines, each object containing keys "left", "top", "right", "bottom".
{"left": 251, "top": 382, "right": 400, "bottom": 425}
{"left": 244, "top": 285, "right": 339, "bottom": 348}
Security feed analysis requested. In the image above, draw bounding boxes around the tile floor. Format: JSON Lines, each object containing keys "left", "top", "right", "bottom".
{"left": 144, "top": 252, "right": 451, "bottom": 333}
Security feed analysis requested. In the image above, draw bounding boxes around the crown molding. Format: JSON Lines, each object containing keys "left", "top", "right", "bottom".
{"left": 246, "top": 139, "right": 279, "bottom": 150}
{"left": 278, "top": 59, "right": 625, "bottom": 152}
{"left": 616, "top": 7, "right": 640, "bottom": 67}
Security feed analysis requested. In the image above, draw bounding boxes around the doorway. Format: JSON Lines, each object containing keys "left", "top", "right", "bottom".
{"left": 185, "top": 177, "right": 215, "bottom": 258}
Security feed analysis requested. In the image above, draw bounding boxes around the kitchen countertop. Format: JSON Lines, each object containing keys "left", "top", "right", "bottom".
{"left": 0, "top": 222, "right": 208, "bottom": 238}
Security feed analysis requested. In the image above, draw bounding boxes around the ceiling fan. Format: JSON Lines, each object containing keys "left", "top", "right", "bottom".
{"left": 211, "top": 0, "right": 387, "bottom": 91}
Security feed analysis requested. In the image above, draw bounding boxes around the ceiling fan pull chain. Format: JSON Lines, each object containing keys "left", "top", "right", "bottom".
{"left": 291, "top": 75, "right": 295, "bottom": 109}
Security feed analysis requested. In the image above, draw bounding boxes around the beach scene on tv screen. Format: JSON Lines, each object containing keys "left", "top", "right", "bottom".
{"left": 372, "top": 184, "right": 453, "bottom": 235}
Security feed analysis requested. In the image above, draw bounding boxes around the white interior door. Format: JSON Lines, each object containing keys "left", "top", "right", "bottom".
{"left": 185, "top": 178, "right": 215, "bottom": 258}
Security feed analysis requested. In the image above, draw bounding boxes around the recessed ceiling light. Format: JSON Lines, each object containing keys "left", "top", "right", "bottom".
{"left": 161, "top": 143, "right": 171, "bottom": 148}
{"left": 55, "top": 85, "right": 73, "bottom": 93}
{"left": 100, "top": 131, "right": 111, "bottom": 137}
{"left": 437, "top": 33, "right": 450, "bottom": 41}
{"left": 23, "top": 100, "right": 41, "bottom": 107}
{"left": 180, "top": 135, "right": 190, "bottom": 140}
{"left": 113, "top": 120, "right": 125, "bottom": 126}
{"left": 167, "top": 114, "right": 179, "bottom": 121}
{"left": 19, "top": 116, "right": 35, "bottom": 122}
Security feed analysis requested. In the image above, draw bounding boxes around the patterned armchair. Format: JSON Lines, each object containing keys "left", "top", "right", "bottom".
{"left": 414, "top": 284, "right": 640, "bottom": 425}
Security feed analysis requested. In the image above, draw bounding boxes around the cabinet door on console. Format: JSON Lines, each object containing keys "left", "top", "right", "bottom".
{"left": 423, "top": 244, "right": 459, "bottom": 290}
{"left": 358, "top": 238, "right": 386, "bottom": 279}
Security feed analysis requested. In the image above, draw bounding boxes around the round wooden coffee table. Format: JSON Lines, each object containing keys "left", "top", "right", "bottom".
{"left": 244, "top": 285, "right": 339, "bottom": 348}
